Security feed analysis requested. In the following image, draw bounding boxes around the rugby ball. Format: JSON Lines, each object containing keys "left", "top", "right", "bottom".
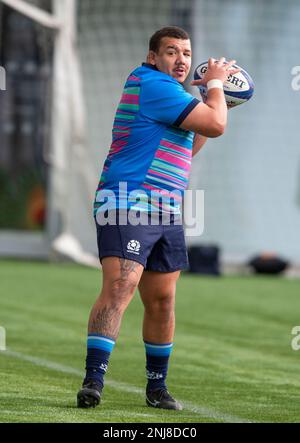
{"left": 193, "top": 61, "right": 254, "bottom": 108}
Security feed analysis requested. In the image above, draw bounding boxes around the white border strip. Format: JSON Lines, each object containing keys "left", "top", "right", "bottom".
{"left": 88, "top": 336, "right": 115, "bottom": 345}
{"left": 2, "top": 349, "right": 252, "bottom": 423}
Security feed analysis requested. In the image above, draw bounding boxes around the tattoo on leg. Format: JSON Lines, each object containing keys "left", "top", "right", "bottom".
{"left": 118, "top": 258, "right": 141, "bottom": 281}
{"left": 88, "top": 259, "right": 142, "bottom": 340}
{"left": 89, "top": 305, "right": 121, "bottom": 341}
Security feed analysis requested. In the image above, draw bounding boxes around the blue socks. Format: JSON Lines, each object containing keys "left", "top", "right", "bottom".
{"left": 84, "top": 334, "right": 115, "bottom": 389}
{"left": 84, "top": 335, "right": 173, "bottom": 393}
{"left": 144, "top": 341, "right": 173, "bottom": 392}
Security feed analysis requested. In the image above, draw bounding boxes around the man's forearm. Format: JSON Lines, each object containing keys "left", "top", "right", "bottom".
{"left": 204, "top": 88, "right": 228, "bottom": 132}
{"left": 192, "top": 133, "right": 208, "bottom": 157}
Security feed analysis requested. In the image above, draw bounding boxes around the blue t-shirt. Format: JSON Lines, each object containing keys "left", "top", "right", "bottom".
{"left": 94, "top": 63, "right": 200, "bottom": 216}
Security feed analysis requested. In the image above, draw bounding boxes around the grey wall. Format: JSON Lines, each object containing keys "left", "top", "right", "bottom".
{"left": 190, "top": 0, "right": 300, "bottom": 263}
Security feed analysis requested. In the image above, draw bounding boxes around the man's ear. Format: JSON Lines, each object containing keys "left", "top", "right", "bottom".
{"left": 147, "top": 51, "right": 157, "bottom": 66}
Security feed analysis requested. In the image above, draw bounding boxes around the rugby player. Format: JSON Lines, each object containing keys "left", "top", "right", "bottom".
{"left": 77, "top": 26, "right": 239, "bottom": 410}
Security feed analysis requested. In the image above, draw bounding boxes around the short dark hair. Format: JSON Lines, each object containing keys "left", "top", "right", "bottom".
{"left": 149, "top": 26, "right": 190, "bottom": 54}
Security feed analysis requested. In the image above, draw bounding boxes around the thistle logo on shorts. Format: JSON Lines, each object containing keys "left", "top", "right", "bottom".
{"left": 127, "top": 240, "right": 141, "bottom": 255}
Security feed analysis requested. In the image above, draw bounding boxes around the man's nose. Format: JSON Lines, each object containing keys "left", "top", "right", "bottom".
{"left": 176, "top": 52, "right": 185, "bottom": 64}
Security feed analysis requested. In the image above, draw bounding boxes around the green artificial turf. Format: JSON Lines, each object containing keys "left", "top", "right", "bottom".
{"left": 0, "top": 260, "right": 300, "bottom": 423}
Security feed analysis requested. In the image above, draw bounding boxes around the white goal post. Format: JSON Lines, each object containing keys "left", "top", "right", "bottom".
{"left": 1, "top": 0, "right": 60, "bottom": 29}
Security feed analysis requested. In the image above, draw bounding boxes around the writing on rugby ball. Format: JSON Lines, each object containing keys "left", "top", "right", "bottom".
{"left": 194, "top": 61, "right": 254, "bottom": 108}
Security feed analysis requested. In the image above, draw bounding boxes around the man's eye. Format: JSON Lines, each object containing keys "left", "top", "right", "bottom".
{"left": 167, "top": 52, "right": 175, "bottom": 55}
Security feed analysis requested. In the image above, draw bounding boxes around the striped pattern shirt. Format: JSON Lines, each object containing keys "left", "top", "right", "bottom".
{"left": 94, "top": 63, "right": 199, "bottom": 216}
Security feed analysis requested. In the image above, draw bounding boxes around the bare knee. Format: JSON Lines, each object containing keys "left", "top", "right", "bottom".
{"left": 144, "top": 291, "right": 175, "bottom": 316}
{"left": 99, "top": 277, "right": 138, "bottom": 310}
{"left": 111, "top": 277, "right": 138, "bottom": 300}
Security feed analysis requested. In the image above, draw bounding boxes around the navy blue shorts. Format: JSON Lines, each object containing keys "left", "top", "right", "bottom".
{"left": 95, "top": 217, "right": 189, "bottom": 273}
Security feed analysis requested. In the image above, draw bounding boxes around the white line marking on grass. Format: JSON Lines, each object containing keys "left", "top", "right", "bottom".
{"left": 3, "top": 349, "right": 252, "bottom": 423}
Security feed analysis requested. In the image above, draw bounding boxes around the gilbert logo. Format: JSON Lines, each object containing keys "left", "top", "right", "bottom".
{"left": 127, "top": 240, "right": 141, "bottom": 255}
{"left": 199, "top": 64, "right": 246, "bottom": 89}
